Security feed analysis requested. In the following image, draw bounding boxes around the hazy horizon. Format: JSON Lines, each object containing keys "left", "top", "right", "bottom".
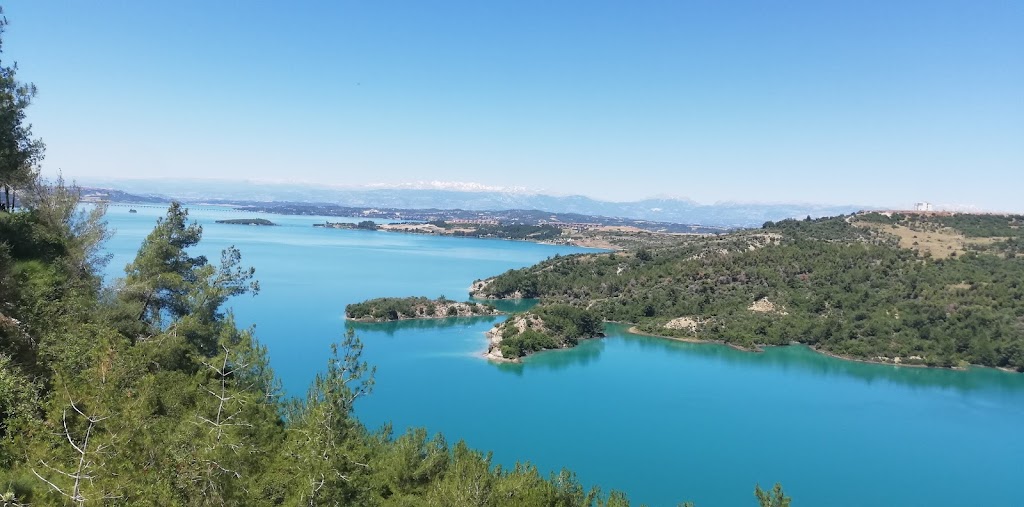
{"left": 5, "top": 1, "right": 1022, "bottom": 211}
{"left": 79, "top": 176, "right": 1024, "bottom": 215}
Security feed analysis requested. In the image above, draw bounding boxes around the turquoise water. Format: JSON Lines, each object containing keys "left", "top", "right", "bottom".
{"left": 102, "top": 205, "right": 1024, "bottom": 507}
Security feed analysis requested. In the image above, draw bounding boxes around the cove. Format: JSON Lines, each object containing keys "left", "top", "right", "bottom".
{"left": 101, "top": 205, "right": 1024, "bottom": 507}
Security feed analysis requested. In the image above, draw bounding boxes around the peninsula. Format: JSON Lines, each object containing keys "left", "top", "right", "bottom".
{"left": 318, "top": 219, "right": 707, "bottom": 250}
{"left": 471, "top": 212, "right": 1024, "bottom": 370}
{"left": 345, "top": 296, "right": 503, "bottom": 322}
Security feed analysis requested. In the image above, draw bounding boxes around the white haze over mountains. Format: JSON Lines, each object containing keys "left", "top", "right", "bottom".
{"left": 80, "top": 177, "right": 871, "bottom": 227}
{"left": 362, "top": 181, "right": 535, "bottom": 194}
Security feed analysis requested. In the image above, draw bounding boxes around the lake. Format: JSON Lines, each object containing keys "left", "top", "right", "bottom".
{"left": 102, "top": 204, "right": 1024, "bottom": 507}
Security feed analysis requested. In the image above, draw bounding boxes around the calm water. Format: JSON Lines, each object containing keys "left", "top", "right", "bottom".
{"left": 102, "top": 204, "right": 1024, "bottom": 507}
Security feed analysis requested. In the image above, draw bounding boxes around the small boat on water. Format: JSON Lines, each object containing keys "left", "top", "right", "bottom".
{"left": 128, "top": 209, "right": 138, "bottom": 213}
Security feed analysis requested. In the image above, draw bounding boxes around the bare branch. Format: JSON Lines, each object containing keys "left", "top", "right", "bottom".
{"left": 32, "top": 467, "right": 68, "bottom": 497}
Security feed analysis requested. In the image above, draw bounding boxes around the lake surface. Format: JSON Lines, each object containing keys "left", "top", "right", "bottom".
{"left": 102, "top": 204, "right": 1024, "bottom": 507}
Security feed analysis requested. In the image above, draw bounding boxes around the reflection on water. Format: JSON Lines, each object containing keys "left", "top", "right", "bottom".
{"left": 607, "top": 323, "right": 1024, "bottom": 394}
{"left": 344, "top": 299, "right": 539, "bottom": 338}
{"left": 472, "top": 298, "right": 540, "bottom": 314}
{"left": 494, "top": 338, "right": 607, "bottom": 376}
{"left": 346, "top": 315, "right": 504, "bottom": 336}
{"left": 352, "top": 318, "right": 1024, "bottom": 393}
{"left": 99, "top": 205, "right": 1024, "bottom": 507}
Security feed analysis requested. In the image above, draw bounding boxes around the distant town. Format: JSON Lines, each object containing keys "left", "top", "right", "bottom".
{"left": 81, "top": 187, "right": 729, "bottom": 234}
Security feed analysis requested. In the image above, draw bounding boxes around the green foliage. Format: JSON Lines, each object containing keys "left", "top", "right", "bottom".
{"left": 430, "top": 221, "right": 563, "bottom": 241}
{"left": 346, "top": 296, "right": 497, "bottom": 321}
{"left": 478, "top": 216, "right": 1024, "bottom": 370}
{"left": 347, "top": 296, "right": 426, "bottom": 320}
{"left": 0, "top": 196, "right": 797, "bottom": 505}
{"left": 0, "top": 12, "right": 786, "bottom": 504}
{"left": 534, "top": 305, "right": 604, "bottom": 343}
{"left": 754, "top": 483, "right": 791, "bottom": 507}
{"left": 0, "top": 354, "right": 37, "bottom": 465}
{"left": 497, "top": 305, "right": 604, "bottom": 358}
{"left": 465, "top": 223, "right": 562, "bottom": 241}
{"left": 215, "top": 218, "right": 276, "bottom": 226}
{"left": 934, "top": 214, "right": 1024, "bottom": 238}
{"left": 501, "top": 328, "right": 559, "bottom": 358}
{"left": 0, "top": 9, "right": 45, "bottom": 213}
{"left": 121, "top": 201, "right": 207, "bottom": 323}
{"left": 118, "top": 202, "right": 258, "bottom": 353}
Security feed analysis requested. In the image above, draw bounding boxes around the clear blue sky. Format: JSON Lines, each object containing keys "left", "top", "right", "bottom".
{"left": 4, "top": 1, "right": 1022, "bottom": 210}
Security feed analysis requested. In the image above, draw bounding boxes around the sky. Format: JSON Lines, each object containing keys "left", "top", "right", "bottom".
{"left": 3, "top": 1, "right": 1022, "bottom": 210}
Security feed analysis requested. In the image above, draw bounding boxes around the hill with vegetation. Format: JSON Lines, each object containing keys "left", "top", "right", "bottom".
{"left": 346, "top": 296, "right": 502, "bottom": 321}
{"left": 472, "top": 214, "right": 1024, "bottom": 370}
{"left": 484, "top": 305, "right": 604, "bottom": 361}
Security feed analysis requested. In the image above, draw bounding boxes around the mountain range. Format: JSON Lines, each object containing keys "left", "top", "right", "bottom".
{"left": 79, "top": 178, "right": 868, "bottom": 228}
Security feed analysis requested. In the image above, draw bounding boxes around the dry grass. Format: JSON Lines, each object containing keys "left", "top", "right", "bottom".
{"left": 856, "top": 221, "right": 1003, "bottom": 259}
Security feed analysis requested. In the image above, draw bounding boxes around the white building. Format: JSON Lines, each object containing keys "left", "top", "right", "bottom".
{"left": 914, "top": 202, "right": 933, "bottom": 212}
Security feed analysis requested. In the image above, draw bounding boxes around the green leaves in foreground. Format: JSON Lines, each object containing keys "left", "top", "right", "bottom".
{"left": 755, "top": 483, "right": 792, "bottom": 507}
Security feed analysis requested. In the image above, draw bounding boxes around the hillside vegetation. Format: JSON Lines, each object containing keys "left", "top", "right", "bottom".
{"left": 346, "top": 296, "right": 501, "bottom": 321}
{"left": 473, "top": 214, "right": 1024, "bottom": 370}
{"left": 486, "top": 305, "right": 605, "bottom": 360}
{"left": 0, "top": 10, "right": 800, "bottom": 503}
{"left": 2, "top": 193, "right": 663, "bottom": 505}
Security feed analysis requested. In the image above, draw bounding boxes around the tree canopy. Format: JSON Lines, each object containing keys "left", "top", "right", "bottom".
{"left": 475, "top": 214, "right": 1024, "bottom": 370}
{"left": 0, "top": 9, "right": 44, "bottom": 212}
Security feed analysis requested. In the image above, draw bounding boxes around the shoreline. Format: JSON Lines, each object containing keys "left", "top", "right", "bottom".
{"left": 376, "top": 227, "right": 617, "bottom": 251}
{"left": 625, "top": 326, "right": 760, "bottom": 353}
{"left": 345, "top": 313, "right": 505, "bottom": 323}
{"left": 624, "top": 326, "right": 1020, "bottom": 373}
{"left": 449, "top": 303, "right": 1023, "bottom": 374}
{"left": 317, "top": 221, "right": 619, "bottom": 251}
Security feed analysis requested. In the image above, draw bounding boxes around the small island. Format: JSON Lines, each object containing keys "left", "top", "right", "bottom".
{"left": 485, "top": 305, "right": 604, "bottom": 361}
{"left": 345, "top": 296, "right": 503, "bottom": 322}
{"left": 315, "top": 220, "right": 380, "bottom": 230}
{"left": 215, "top": 218, "right": 277, "bottom": 226}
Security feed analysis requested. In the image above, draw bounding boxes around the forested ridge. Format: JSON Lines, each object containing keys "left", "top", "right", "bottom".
{"left": 473, "top": 214, "right": 1024, "bottom": 370}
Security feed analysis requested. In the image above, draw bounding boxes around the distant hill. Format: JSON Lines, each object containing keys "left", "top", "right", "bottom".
{"left": 470, "top": 213, "right": 1024, "bottom": 369}
{"left": 80, "top": 179, "right": 866, "bottom": 228}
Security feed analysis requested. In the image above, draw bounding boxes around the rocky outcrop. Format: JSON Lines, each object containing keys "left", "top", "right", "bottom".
{"left": 664, "top": 316, "right": 701, "bottom": 333}
{"left": 748, "top": 297, "right": 788, "bottom": 315}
